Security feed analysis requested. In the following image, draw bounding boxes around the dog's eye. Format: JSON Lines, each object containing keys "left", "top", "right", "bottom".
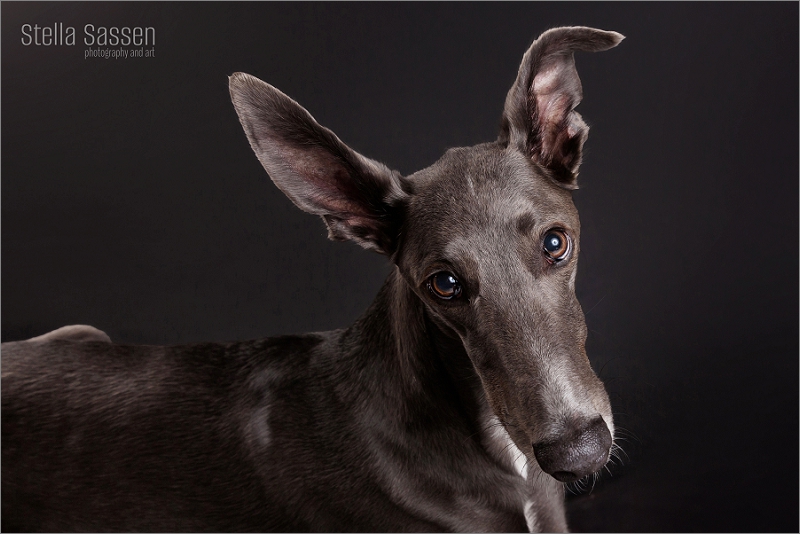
{"left": 428, "top": 272, "right": 462, "bottom": 300}
{"left": 543, "top": 230, "right": 570, "bottom": 262}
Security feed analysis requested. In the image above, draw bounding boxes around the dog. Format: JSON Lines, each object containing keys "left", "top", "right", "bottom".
{"left": 2, "top": 26, "right": 623, "bottom": 532}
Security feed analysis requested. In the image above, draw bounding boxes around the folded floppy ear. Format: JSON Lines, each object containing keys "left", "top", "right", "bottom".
{"left": 500, "top": 27, "right": 624, "bottom": 189}
{"left": 229, "top": 72, "right": 407, "bottom": 255}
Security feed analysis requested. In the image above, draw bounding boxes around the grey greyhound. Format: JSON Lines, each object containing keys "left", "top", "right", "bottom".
{"left": 2, "top": 26, "right": 623, "bottom": 532}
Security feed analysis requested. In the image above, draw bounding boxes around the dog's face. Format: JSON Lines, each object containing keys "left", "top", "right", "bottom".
{"left": 230, "top": 26, "right": 623, "bottom": 482}
{"left": 396, "top": 143, "right": 613, "bottom": 481}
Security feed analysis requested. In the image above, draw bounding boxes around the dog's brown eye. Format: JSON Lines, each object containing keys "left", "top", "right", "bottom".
{"left": 543, "top": 230, "right": 570, "bottom": 262}
{"left": 428, "top": 272, "right": 462, "bottom": 300}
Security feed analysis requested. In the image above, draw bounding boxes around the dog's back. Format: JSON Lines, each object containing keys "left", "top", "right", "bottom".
{"left": 3, "top": 336, "right": 295, "bottom": 531}
{"left": 2, "top": 317, "right": 527, "bottom": 532}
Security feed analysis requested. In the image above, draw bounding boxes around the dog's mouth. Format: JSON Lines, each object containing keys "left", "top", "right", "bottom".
{"left": 543, "top": 448, "right": 611, "bottom": 483}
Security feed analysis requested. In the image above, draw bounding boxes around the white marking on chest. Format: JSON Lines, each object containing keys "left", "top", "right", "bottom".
{"left": 511, "top": 439, "right": 529, "bottom": 480}
{"left": 485, "top": 414, "right": 528, "bottom": 480}
{"left": 524, "top": 500, "right": 539, "bottom": 532}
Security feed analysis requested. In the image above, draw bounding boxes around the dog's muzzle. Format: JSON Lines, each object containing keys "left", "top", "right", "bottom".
{"left": 532, "top": 416, "right": 612, "bottom": 482}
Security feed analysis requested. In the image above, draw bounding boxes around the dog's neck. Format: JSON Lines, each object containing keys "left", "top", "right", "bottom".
{"left": 343, "top": 267, "right": 483, "bottom": 426}
{"left": 337, "top": 268, "right": 530, "bottom": 531}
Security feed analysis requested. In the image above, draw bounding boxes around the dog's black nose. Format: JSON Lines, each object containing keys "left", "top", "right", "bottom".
{"left": 532, "top": 417, "right": 612, "bottom": 482}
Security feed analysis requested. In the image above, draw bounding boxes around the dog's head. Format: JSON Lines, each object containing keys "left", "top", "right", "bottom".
{"left": 229, "top": 26, "right": 623, "bottom": 483}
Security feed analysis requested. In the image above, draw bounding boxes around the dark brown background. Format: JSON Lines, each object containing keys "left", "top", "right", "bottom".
{"left": 3, "top": 3, "right": 798, "bottom": 532}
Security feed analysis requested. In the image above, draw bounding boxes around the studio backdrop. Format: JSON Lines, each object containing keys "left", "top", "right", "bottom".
{"left": 3, "top": 3, "right": 798, "bottom": 532}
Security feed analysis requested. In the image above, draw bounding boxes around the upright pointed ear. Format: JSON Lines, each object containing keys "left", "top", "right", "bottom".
{"left": 499, "top": 27, "right": 624, "bottom": 189}
{"left": 229, "top": 72, "right": 407, "bottom": 255}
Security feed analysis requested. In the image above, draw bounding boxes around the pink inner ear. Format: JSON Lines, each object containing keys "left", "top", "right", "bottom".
{"left": 530, "top": 58, "right": 582, "bottom": 169}
{"left": 532, "top": 62, "right": 564, "bottom": 96}
{"left": 535, "top": 93, "right": 573, "bottom": 164}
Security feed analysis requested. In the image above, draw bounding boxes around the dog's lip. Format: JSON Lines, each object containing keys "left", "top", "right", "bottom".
{"left": 545, "top": 448, "right": 609, "bottom": 482}
{"left": 551, "top": 470, "right": 580, "bottom": 482}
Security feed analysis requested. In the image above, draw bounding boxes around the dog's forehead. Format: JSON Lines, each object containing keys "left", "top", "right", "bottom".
{"left": 404, "top": 144, "right": 578, "bottom": 244}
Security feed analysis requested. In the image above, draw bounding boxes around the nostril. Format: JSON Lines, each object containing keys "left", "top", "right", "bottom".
{"left": 532, "top": 416, "right": 612, "bottom": 481}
